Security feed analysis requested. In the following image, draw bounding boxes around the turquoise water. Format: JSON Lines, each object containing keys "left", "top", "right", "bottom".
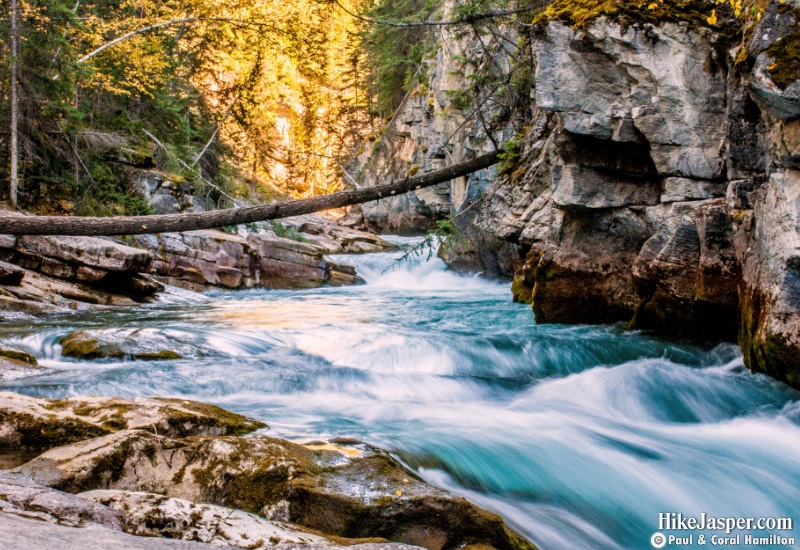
{"left": 2, "top": 237, "right": 799, "bottom": 549}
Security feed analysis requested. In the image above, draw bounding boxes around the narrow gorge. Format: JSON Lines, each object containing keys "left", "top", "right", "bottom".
{"left": 0, "top": 1, "right": 799, "bottom": 549}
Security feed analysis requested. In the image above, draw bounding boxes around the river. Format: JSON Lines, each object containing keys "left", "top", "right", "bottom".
{"left": 2, "top": 236, "right": 799, "bottom": 550}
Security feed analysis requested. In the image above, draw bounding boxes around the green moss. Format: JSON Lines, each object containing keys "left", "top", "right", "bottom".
{"left": 511, "top": 277, "right": 533, "bottom": 304}
{"left": 766, "top": 31, "right": 800, "bottom": 90}
{"left": 534, "top": 262, "right": 563, "bottom": 282}
{"left": 60, "top": 332, "right": 186, "bottom": 362}
{"left": 115, "top": 147, "right": 156, "bottom": 168}
{"left": 187, "top": 439, "right": 307, "bottom": 514}
{"left": 155, "top": 399, "right": 267, "bottom": 437}
{"left": 0, "top": 348, "right": 38, "bottom": 366}
{"left": 0, "top": 410, "right": 110, "bottom": 451}
{"left": 60, "top": 332, "right": 124, "bottom": 360}
{"left": 74, "top": 439, "right": 134, "bottom": 492}
{"left": 270, "top": 221, "right": 309, "bottom": 243}
{"left": 533, "top": 0, "right": 736, "bottom": 32}
{"left": 228, "top": 464, "right": 291, "bottom": 512}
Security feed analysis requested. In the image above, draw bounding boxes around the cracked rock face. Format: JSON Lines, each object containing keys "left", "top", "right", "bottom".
{"left": 455, "top": 12, "right": 800, "bottom": 388}
{"left": 534, "top": 20, "right": 728, "bottom": 180}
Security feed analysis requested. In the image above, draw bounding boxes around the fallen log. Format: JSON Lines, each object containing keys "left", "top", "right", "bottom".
{"left": 0, "top": 151, "right": 500, "bottom": 236}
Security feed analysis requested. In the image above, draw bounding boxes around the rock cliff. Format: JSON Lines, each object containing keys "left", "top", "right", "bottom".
{"left": 356, "top": 1, "right": 800, "bottom": 388}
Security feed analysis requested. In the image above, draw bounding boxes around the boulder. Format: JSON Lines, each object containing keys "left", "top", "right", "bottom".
{"left": 0, "top": 267, "right": 145, "bottom": 317}
{"left": 13, "top": 430, "right": 534, "bottom": 550}
{"left": 281, "top": 215, "right": 398, "bottom": 254}
{"left": 0, "top": 392, "right": 266, "bottom": 451}
{"left": 0, "top": 348, "right": 37, "bottom": 366}
{"left": 0, "top": 511, "right": 424, "bottom": 550}
{"left": 0, "top": 511, "right": 227, "bottom": 549}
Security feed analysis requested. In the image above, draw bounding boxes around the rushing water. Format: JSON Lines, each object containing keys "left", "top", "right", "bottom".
{"left": 2, "top": 237, "right": 799, "bottom": 550}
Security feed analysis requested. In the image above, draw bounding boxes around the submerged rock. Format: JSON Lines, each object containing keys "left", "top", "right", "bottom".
{"left": 0, "top": 348, "right": 37, "bottom": 366}
{"left": 0, "top": 349, "right": 43, "bottom": 382}
{"left": 59, "top": 329, "right": 188, "bottom": 361}
{"left": 0, "top": 392, "right": 266, "bottom": 451}
{"left": 13, "top": 430, "right": 534, "bottom": 550}
{"left": 0, "top": 357, "right": 44, "bottom": 381}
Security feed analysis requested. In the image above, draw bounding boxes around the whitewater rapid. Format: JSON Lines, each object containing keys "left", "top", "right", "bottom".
{"left": 1, "top": 236, "right": 798, "bottom": 549}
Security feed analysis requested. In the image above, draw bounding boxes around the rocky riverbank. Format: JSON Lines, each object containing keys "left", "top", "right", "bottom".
{"left": 0, "top": 392, "right": 534, "bottom": 550}
{"left": 0, "top": 211, "right": 395, "bottom": 319}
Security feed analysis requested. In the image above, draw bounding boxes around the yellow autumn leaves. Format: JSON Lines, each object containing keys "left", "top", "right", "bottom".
{"left": 706, "top": 0, "right": 767, "bottom": 26}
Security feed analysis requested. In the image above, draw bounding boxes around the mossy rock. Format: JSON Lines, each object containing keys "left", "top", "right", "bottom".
{"left": 766, "top": 30, "right": 800, "bottom": 91}
{"left": 59, "top": 331, "right": 183, "bottom": 361}
{"left": 60, "top": 332, "right": 124, "bottom": 360}
{"left": 133, "top": 350, "right": 183, "bottom": 361}
{"left": 0, "top": 409, "right": 111, "bottom": 451}
{"left": 511, "top": 277, "right": 533, "bottom": 304}
{"left": 0, "top": 348, "right": 38, "bottom": 366}
{"left": 533, "top": 0, "right": 738, "bottom": 35}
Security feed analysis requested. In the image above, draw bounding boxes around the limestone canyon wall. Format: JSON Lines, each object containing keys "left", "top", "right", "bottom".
{"left": 356, "top": 2, "right": 800, "bottom": 388}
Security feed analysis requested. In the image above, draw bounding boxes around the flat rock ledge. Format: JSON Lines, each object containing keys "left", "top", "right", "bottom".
{"left": 0, "top": 392, "right": 536, "bottom": 550}
{"left": 0, "top": 212, "right": 392, "bottom": 318}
